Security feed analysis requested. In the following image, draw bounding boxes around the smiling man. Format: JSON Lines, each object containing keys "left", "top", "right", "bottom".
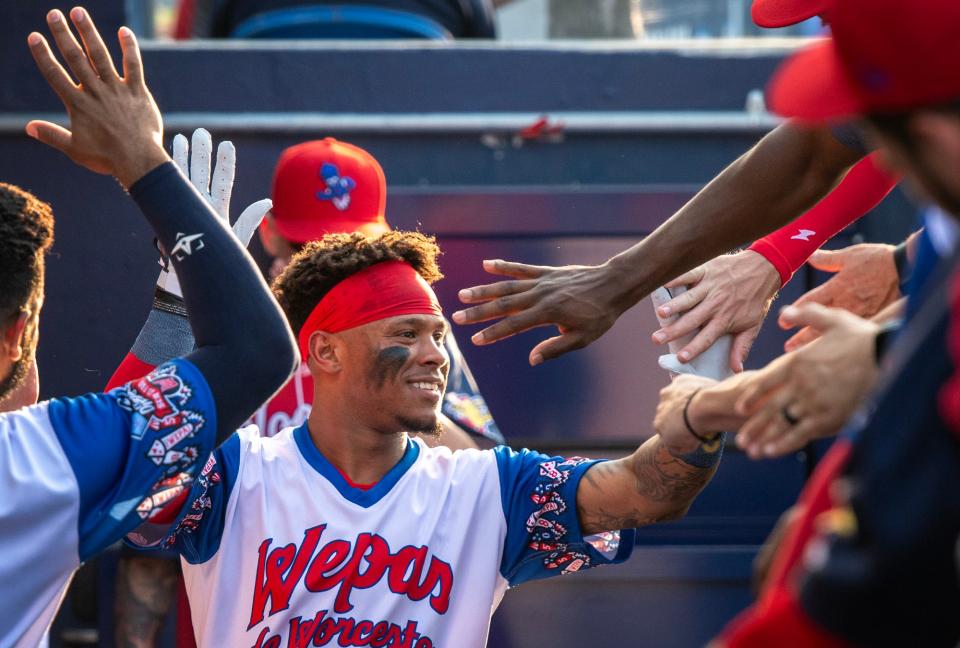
{"left": 127, "top": 230, "right": 726, "bottom": 647}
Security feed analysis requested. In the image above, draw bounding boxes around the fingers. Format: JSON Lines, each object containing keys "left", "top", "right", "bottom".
{"left": 735, "top": 359, "right": 790, "bottom": 415}
{"left": 656, "top": 283, "right": 706, "bottom": 319}
{"left": 675, "top": 318, "right": 727, "bottom": 364}
{"left": 480, "top": 259, "right": 550, "bottom": 279}
{"left": 779, "top": 283, "right": 834, "bottom": 328}
{"left": 652, "top": 298, "right": 712, "bottom": 346}
{"left": 664, "top": 265, "right": 705, "bottom": 290}
{"left": 759, "top": 420, "right": 818, "bottom": 458}
{"left": 70, "top": 7, "right": 118, "bottom": 82}
{"left": 210, "top": 140, "right": 236, "bottom": 220}
{"left": 779, "top": 303, "right": 842, "bottom": 332}
{"left": 453, "top": 289, "right": 536, "bottom": 325}
{"left": 190, "top": 128, "right": 213, "bottom": 198}
{"left": 46, "top": 9, "right": 100, "bottom": 90}
{"left": 27, "top": 31, "right": 77, "bottom": 104}
{"left": 118, "top": 26, "right": 144, "bottom": 87}
{"left": 172, "top": 133, "right": 189, "bottom": 177}
{"left": 784, "top": 326, "right": 820, "bottom": 352}
{"left": 729, "top": 326, "right": 760, "bottom": 373}
{"left": 469, "top": 307, "right": 547, "bottom": 345}
{"left": 456, "top": 279, "right": 537, "bottom": 306}
{"left": 530, "top": 331, "right": 586, "bottom": 365}
{"left": 232, "top": 199, "right": 272, "bottom": 247}
{"left": 807, "top": 248, "right": 844, "bottom": 272}
{"left": 24, "top": 120, "right": 72, "bottom": 153}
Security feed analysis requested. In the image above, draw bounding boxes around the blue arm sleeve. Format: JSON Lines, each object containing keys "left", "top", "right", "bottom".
{"left": 129, "top": 163, "right": 296, "bottom": 442}
{"left": 494, "top": 446, "right": 635, "bottom": 587}
{"left": 441, "top": 331, "right": 504, "bottom": 444}
{"left": 47, "top": 359, "right": 216, "bottom": 560}
{"left": 126, "top": 432, "right": 241, "bottom": 565}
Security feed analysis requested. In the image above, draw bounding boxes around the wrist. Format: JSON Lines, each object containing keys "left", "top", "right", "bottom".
{"left": 115, "top": 144, "right": 169, "bottom": 191}
{"left": 604, "top": 252, "right": 653, "bottom": 314}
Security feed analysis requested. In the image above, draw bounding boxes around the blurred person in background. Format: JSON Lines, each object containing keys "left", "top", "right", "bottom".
{"left": 172, "top": 0, "right": 516, "bottom": 39}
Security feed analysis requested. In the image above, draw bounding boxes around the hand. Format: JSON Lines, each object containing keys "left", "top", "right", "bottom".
{"left": 157, "top": 128, "right": 272, "bottom": 297}
{"left": 452, "top": 260, "right": 633, "bottom": 365}
{"left": 734, "top": 303, "right": 880, "bottom": 459}
{"left": 654, "top": 374, "right": 720, "bottom": 455}
{"left": 26, "top": 8, "right": 167, "bottom": 189}
{"left": 781, "top": 244, "right": 899, "bottom": 351}
{"left": 653, "top": 251, "right": 781, "bottom": 372}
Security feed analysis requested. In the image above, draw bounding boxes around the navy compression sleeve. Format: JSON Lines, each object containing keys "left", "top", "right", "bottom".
{"left": 128, "top": 162, "right": 296, "bottom": 439}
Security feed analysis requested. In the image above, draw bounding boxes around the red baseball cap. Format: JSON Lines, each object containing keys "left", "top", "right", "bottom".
{"left": 268, "top": 138, "right": 390, "bottom": 243}
{"left": 751, "top": 0, "right": 828, "bottom": 28}
{"left": 768, "top": 0, "right": 960, "bottom": 121}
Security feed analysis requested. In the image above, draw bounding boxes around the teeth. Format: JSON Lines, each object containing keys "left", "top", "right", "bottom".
{"left": 413, "top": 382, "right": 440, "bottom": 392}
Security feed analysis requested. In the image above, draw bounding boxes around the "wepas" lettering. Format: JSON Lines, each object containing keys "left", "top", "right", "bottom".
{"left": 248, "top": 525, "right": 454, "bottom": 630}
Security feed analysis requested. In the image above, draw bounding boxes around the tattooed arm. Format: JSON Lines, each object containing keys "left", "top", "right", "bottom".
{"left": 578, "top": 374, "right": 747, "bottom": 534}
{"left": 114, "top": 555, "right": 179, "bottom": 648}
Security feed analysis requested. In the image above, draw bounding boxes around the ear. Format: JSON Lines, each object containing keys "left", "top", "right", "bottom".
{"left": 2, "top": 312, "right": 28, "bottom": 363}
{"left": 258, "top": 213, "right": 283, "bottom": 257}
{"left": 910, "top": 112, "right": 960, "bottom": 170}
{"left": 306, "top": 330, "right": 341, "bottom": 374}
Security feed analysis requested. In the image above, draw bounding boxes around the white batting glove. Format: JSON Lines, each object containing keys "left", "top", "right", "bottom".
{"left": 651, "top": 286, "right": 733, "bottom": 382}
{"left": 156, "top": 128, "right": 272, "bottom": 298}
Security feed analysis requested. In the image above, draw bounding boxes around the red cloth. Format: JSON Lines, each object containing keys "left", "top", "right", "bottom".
{"left": 173, "top": 0, "right": 196, "bottom": 40}
{"left": 717, "top": 440, "right": 854, "bottom": 647}
{"left": 749, "top": 154, "right": 898, "bottom": 286}
{"left": 104, "top": 353, "right": 157, "bottom": 391}
{"left": 298, "top": 260, "right": 441, "bottom": 361}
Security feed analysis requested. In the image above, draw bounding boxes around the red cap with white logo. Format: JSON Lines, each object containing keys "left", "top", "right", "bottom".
{"left": 768, "top": 0, "right": 960, "bottom": 121}
{"left": 268, "top": 138, "right": 390, "bottom": 243}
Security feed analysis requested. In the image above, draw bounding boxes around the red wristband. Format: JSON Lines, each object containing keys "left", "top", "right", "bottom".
{"left": 750, "top": 154, "right": 899, "bottom": 287}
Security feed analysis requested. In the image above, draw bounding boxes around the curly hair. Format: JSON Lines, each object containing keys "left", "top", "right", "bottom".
{"left": 0, "top": 183, "right": 54, "bottom": 322}
{"left": 273, "top": 231, "right": 443, "bottom": 336}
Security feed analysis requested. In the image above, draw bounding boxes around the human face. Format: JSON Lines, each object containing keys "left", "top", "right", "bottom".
{"left": 338, "top": 314, "right": 449, "bottom": 435}
{"left": 0, "top": 292, "right": 42, "bottom": 408}
{"left": 867, "top": 111, "right": 960, "bottom": 216}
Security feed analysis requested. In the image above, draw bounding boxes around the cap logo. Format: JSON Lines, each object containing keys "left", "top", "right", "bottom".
{"left": 316, "top": 162, "right": 356, "bottom": 211}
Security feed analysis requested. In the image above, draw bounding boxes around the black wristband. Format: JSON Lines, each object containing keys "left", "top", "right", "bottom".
{"left": 683, "top": 389, "right": 722, "bottom": 446}
{"left": 874, "top": 319, "right": 902, "bottom": 364}
{"left": 893, "top": 241, "right": 911, "bottom": 292}
{"left": 153, "top": 286, "right": 188, "bottom": 318}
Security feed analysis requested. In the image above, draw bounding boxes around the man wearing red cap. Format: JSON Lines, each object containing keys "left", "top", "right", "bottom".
{"left": 709, "top": 0, "right": 960, "bottom": 644}
{"left": 254, "top": 137, "right": 503, "bottom": 448}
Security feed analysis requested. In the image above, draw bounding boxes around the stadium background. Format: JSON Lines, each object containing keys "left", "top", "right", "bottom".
{"left": 0, "top": 2, "right": 915, "bottom": 645}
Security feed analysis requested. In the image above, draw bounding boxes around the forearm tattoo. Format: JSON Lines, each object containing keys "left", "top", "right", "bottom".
{"left": 579, "top": 436, "right": 723, "bottom": 534}
{"left": 115, "top": 555, "right": 179, "bottom": 648}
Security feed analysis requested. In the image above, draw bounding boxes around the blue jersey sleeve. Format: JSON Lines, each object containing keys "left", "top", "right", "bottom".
{"left": 126, "top": 431, "right": 240, "bottom": 565}
{"left": 441, "top": 331, "right": 504, "bottom": 444}
{"left": 494, "top": 446, "right": 635, "bottom": 587}
{"left": 46, "top": 359, "right": 216, "bottom": 561}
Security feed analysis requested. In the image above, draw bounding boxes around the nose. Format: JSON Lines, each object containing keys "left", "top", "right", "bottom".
{"left": 419, "top": 335, "right": 448, "bottom": 371}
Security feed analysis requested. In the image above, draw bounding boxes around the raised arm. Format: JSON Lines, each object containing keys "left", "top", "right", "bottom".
{"left": 27, "top": 8, "right": 296, "bottom": 438}
{"left": 455, "top": 122, "right": 866, "bottom": 365}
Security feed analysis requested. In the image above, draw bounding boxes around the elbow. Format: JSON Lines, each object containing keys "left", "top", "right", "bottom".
{"left": 657, "top": 502, "right": 693, "bottom": 524}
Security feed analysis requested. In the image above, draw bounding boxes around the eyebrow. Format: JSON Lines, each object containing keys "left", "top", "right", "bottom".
{"left": 393, "top": 317, "right": 448, "bottom": 333}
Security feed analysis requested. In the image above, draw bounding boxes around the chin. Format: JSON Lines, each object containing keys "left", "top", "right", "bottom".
{"left": 399, "top": 413, "right": 440, "bottom": 436}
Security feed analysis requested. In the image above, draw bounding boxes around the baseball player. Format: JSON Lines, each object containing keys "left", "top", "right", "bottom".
{"left": 122, "top": 229, "right": 726, "bottom": 646}
{"left": 0, "top": 8, "right": 295, "bottom": 645}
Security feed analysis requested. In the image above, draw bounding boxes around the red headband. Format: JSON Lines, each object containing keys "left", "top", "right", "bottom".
{"left": 298, "top": 260, "right": 442, "bottom": 361}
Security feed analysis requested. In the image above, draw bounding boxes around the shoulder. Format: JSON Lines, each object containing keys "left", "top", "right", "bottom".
{"left": 410, "top": 437, "right": 499, "bottom": 480}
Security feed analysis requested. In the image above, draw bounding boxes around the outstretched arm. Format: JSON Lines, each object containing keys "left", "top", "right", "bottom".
{"left": 455, "top": 122, "right": 865, "bottom": 365}
{"left": 576, "top": 374, "right": 746, "bottom": 534}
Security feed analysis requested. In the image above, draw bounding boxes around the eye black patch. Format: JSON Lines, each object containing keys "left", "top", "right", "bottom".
{"left": 370, "top": 346, "right": 410, "bottom": 388}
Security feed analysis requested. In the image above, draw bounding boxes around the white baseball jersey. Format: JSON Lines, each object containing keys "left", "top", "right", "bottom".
{"left": 0, "top": 359, "right": 216, "bottom": 647}
{"left": 129, "top": 425, "right": 635, "bottom": 647}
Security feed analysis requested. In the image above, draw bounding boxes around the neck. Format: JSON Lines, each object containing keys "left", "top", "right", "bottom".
{"left": 306, "top": 389, "right": 409, "bottom": 485}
